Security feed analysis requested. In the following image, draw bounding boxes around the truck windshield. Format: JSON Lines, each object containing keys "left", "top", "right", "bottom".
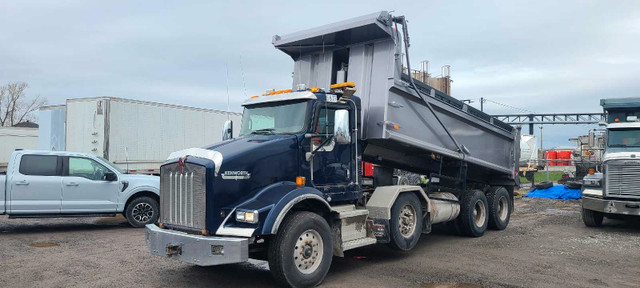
{"left": 608, "top": 129, "right": 640, "bottom": 147}
{"left": 97, "top": 156, "right": 125, "bottom": 173}
{"left": 240, "top": 100, "right": 309, "bottom": 136}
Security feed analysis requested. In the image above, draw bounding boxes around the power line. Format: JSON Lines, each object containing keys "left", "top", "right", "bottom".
{"left": 483, "top": 98, "right": 536, "bottom": 114}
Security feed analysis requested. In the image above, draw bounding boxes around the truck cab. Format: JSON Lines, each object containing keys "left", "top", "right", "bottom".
{"left": 581, "top": 98, "right": 640, "bottom": 226}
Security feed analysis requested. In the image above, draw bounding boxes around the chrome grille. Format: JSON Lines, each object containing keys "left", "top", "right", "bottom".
{"left": 606, "top": 162, "right": 640, "bottom": 198}
{"left": 160, "top": 163, "right": 206, "bottom": 229}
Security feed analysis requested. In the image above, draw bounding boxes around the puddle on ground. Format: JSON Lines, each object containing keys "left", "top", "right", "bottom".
{"left": 422, "top": 283, "right": 483, "bottom": 288}
{"left": 28, "top": 242, "right": 59, "bottom": 248}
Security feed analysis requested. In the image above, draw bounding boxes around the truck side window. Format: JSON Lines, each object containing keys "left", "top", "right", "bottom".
{"left": 68, "top": 157, "right": 111, "bottom": 181}
{"left": 19, "top": 155, "right": 59, "bottom": 176}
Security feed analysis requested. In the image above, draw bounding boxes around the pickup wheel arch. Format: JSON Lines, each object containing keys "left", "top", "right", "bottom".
{"left": 123, "top": 191, "right": 159, "bottom": 215}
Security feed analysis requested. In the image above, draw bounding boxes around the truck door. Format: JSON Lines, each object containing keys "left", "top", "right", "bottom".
{"left": 61, "top": 156, "right": 119, "bottom": 213}
{"left": 311, "top": 105, "right": 353, "bottom": 186}
{"left": 9, "top": 154, "right": 63, "bottom": 214}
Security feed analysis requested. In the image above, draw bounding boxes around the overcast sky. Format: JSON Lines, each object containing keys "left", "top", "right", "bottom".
{"left": 2, "top": 1, "right": 639, "bottom": 148}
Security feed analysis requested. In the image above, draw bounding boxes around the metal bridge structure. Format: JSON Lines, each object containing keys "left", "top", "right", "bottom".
{"left": 492, "top": 113, "right": 605, "bottom": 134}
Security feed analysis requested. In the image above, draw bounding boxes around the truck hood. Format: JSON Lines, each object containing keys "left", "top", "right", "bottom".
{"left": 603, "top": 149, "right": 640, "bottom": 162}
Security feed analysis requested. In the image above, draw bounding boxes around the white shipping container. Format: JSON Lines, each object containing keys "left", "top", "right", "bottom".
{"left": 0, "top": 127, "right": 38, "bottom": 170}
{"left": 64, "top": 97, "right": 242, "bottom": 173}
{"left": 38, "top": 105, "right": 67, "bottom": 151}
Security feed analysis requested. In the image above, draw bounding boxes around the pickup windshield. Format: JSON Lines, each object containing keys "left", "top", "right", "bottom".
{"left": 608, "top": 129, "right": 640, "bottom": 147}
{"left": 239, "top": 100, "right": 309, "bottom": 136}
{"left": 98, "top": 156, "right": 125, "bottom": 173}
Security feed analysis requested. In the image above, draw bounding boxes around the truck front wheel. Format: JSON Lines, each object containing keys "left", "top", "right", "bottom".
{"left": 125, "top": 196, "right": 159, "bottom": 228}
{"left": 268, "top": 211, "right": 333, "bottom": 288}
{"left": 487, "top": 186, "right": 511, "bottom": 230}
{"left": 388, "top": 192, "right": 423, "bottom": 251}
{"left": 582, "top": 208, "right": 604, "bottom": 227}
{"left": 456, "top": 190, "right": 489, "bottom": 237}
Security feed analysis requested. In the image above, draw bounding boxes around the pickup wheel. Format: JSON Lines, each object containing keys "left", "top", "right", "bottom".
{"left": 268, "top": 211, "right": 333, "bottom": 288}
{"left": 388, "top": 192, "right": 423, "bottom": 251}
{"left": 125, "top": 196, "right": 159, "bottom": 228}
{"left": 582, "top": 208, "right": 604, "bottom": 227}
{"left": 456, "top": 190, "right": 489, "bottom": 237}
{"left": 487, "top": 186, "right": 511, "bottom": 230}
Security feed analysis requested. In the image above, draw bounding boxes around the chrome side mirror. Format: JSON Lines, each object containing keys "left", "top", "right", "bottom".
{"left": 222, "top": 120, "right": 233, "bottom": 141}
{"left": 333, "top": 109, "right": 351, "bottom": 144}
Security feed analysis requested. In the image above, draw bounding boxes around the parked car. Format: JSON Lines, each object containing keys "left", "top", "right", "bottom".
{"left": 0, "top": 150, "right": 160, "bottom": 227}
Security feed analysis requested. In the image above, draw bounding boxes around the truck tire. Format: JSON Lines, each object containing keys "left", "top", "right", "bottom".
{"left": 535, "top": 181, "right": 553, "bottom": 190}
{"left": 388, "top": 192, "right": 423, "bottom": 251}
{"left": 582, "top": 208, "right": 604, "bottom": 227}
{"left": 125, "top": 196, "right": 159, "bottom": 228}
{"left": 268, "top": 211, "right": 333, "bottom": 288}
{"left": 456, "top": 190, "right": 488, "bottom": 237}
{"left": 486, "top": 186, "right": 511, "bottom": 230}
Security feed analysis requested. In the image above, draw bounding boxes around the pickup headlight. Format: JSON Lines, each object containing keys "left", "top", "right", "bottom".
{"left": 235, "top": 210, "right": 259, "bottom": 224}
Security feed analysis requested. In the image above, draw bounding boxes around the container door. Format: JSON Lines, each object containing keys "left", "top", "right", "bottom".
{"left": 311, "top": 106, "right": 353, "bottom": 186}
{"left": 61, "top": 156, "right": 119, "bottom": 213}
{"left": 8, "top": 154, "right": 62, "bottom": 214}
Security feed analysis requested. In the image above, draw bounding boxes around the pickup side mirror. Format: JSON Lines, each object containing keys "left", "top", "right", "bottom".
{"left": 334, "top": 109, "right": 351, "bottom": 145}
{"left": 104, "top": 172, "right": 117, "bottom": 182}
{"left": 222, "top": 120, "right": 233, "bottom": 141}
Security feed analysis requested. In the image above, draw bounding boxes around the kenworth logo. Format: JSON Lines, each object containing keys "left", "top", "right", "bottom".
{"left": 221, "top": 170, "right": 251, "bottom": 180}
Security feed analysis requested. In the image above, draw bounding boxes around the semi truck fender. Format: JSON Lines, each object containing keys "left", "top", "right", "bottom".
{"left": 259, "top": 185, "right": 329, "bottom": 235}
{"left": 367, "top": 185, "right": 429, "bottom": 220}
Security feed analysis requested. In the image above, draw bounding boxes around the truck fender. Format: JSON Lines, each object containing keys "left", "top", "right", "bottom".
{"left": 366, "top": 185, "right": 429, "bottom": 220}
{"left": 256, "top": 185, "right": 329, "bottom": 235}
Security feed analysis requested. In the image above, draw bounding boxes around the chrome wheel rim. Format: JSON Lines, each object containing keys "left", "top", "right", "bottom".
{"left": 473, "top": 200, "right": 486, "bottom": 227}
{"left": 399, "top": 204, "right": 417, "bottom": 238}
{"left": 498, "top": 196, "right": 508, "bottom": 222}
{"left": 294, "top": 229, "right": 323, "bottom": 274}
{"left": 133, "top": 203, "right": 153, "bottom": 223}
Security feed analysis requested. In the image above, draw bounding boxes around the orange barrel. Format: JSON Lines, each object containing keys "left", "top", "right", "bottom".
{"left": 546, "top": 150, "right": 558, "bottom": 166}
{"left": 557, "top": 150, "right": 572, "bottom": 166}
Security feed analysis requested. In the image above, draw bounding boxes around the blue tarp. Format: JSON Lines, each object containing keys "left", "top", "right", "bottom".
{"left": 525, "top": 185, "right": 582, "bottom": 200}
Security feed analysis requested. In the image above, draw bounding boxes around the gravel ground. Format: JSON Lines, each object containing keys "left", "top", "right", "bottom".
{"left": 1, "top": 197, "right": 639, "bottom": 288}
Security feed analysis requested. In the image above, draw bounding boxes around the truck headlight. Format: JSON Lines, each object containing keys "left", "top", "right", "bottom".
{"left": 236, "top": 210, "right": 259, "bottom": 224}
{"left": 583, "top": 179, "right": 601, "bottom": 187}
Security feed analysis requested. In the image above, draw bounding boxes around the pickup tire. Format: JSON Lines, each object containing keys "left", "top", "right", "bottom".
{"left": 487, "top": 186, "right": 511, "bottom": 230}
{"left": 268, "top": 211, "right": 333, "bottom": 288}
{"left": 388, "top": 192, "right": 423, "bottom": 251}
{"left": 456, "top": 190, "right": 489, "bottom": 237}
{"left": 125, "top": 196, "right": 159, "bottom": 228}
{"left": 582, "top": 208, "right": 604, "bottom": 227}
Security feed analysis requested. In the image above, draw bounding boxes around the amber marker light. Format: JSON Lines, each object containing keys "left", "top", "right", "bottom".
{"left": 296, "top": 176, "right": 306, "bottom": 187}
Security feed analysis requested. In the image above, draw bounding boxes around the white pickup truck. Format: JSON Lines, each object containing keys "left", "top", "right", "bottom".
{"left": 0, "top": 150, "right": 160, "bottom": 227}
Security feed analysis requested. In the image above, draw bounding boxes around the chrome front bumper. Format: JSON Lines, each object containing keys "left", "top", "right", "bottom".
{"left": 145, "top": 224, "right": 249, "bottom": 266}
{"left": 582, "top": 196, "right": 640, "bottom": 216}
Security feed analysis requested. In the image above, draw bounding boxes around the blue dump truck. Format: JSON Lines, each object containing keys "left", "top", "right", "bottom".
{"left": 146, "top": 12, "right": 519, "bottom": 287}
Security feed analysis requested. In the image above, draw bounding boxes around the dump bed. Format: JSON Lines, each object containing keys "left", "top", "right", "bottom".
{"left": 273, "top": 11, "right": 518, "bottom": 176}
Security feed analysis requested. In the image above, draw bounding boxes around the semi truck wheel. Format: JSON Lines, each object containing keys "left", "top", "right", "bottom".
{"left": 487, "top": 186, "right": 511, "bottom": 230}
{"left": 388, "top": 192, "right": 423, "bottom": 251}
{"left": 125, "top": 196, "right": 159, "bottom": 228}
{"left": 456, "top": 190, "right": 488, "bottom": 237}
{"left": 582, "top": 208, "right": 604, "bottom": 227}
{"left": 268, "top": 211, "right": 333, "bottom": 288}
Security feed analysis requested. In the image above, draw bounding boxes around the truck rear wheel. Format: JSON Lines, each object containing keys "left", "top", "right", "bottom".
{"left": 456, "top": 190, "right": 488, "bottom": 237}
{"left": 487, "top": 186, "right": 511, "bottom": 230}
{"left": 582, "top": 208, "right": 604, "bottom": 227}
{"left": 388, "top": 192, "right": 423, "bottom": 251}
{"left": 268, "top": 211, "right": 333, "bottom": 288}
{"left": 125, "top": 196, "right": 159, "bottom": 228}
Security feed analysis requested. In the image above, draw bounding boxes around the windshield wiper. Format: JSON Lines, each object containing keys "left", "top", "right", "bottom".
{"left": 251, "top": 128, "right": 276, "bottom": 134}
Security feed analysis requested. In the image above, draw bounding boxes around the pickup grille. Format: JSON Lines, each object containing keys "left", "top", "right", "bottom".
{"left": 606, "top": 162, "right": 640, "bottom": 198}
{"left": 159, "top": 163, "right": 207, "bottom": 230}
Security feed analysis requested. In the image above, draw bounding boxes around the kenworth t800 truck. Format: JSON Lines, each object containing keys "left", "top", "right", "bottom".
{"left": 146, "top": 12, "right": 519, "bottom": 287}
{"left": 582, "top": 98, "right": 640, "bottom": 226}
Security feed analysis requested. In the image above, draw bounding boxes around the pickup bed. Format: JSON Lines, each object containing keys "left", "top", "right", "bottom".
{"left": 1, "top": 150, "right": 160, "bottom": 227}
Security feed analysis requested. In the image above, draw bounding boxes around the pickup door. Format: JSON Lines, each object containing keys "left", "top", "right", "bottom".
{"left": 9, "top": 154, "right": 63, "bottom": 214}
{"left": 61, "top": 156, "right": 119, "bottom": 213}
